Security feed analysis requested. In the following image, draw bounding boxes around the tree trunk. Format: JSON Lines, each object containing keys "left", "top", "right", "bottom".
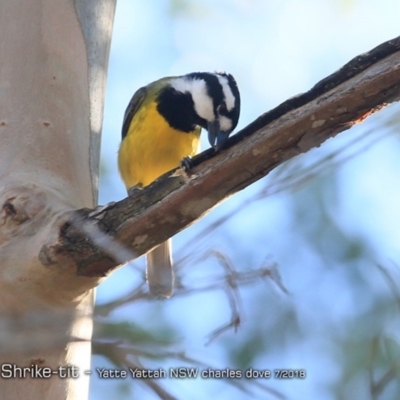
{"left": 0, "top": 1, "right": 115, "bottom": 398}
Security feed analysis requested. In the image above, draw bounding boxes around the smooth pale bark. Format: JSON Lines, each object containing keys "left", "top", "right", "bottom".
{"left": 0, "top": 0, "right": 115, "bottom": 399}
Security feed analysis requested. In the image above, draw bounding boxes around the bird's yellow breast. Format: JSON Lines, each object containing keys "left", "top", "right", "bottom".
{"left": 118, "top": 100, "right": 201, "bottom": 189}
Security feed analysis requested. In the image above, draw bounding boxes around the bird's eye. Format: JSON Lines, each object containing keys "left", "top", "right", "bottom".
{"left": 218, "top": 102, "right": 228, "bottom": 115}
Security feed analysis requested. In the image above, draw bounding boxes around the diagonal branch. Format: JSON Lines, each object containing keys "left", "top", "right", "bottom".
{"left": 39, "top": 35, "right": 400, "bottom": 279}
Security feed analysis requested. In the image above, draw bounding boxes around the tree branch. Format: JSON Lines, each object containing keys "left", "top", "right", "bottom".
{"left": 38, "top": 35, "right": 400, "bottom": 279}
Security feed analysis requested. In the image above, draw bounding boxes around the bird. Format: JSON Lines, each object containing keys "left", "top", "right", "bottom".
{"left": 118, "top": 72, "right": 240, "bottom": 298}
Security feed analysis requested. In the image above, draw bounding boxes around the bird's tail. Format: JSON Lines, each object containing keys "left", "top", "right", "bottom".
{"left": 146, "top": 240, "right": 174, "bottom": 298}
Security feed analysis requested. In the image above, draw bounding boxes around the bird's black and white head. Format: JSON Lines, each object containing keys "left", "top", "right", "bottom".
{"left": 156, "top": 72, "right": 241, "bottom": 150}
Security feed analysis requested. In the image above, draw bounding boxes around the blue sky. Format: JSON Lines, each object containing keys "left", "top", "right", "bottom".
{"left": 93, "top": 1, "right": 400, "bottom": 399}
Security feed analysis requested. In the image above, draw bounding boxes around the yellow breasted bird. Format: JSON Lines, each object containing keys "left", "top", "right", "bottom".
{"left": 118, "top": 72, "right": 240, "bottom": 298}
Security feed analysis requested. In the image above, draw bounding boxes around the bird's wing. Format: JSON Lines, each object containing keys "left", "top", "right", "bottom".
{"left": 121, "top": 86, "right": 148, "bottom": 140}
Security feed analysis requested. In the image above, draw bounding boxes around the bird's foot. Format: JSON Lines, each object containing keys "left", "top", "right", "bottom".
{"left": 128, "top": 186, "right": 142, "bottom": 197}
{"left": 180, "top": 156, "right": 193, "bottom": 171}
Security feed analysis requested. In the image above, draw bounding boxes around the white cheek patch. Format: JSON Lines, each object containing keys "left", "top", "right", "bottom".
{"left": 170, "top": 77, "right": 215, "bottom": 122}
{"left": 219, "top": 116, "right": 233, "bottom": 132}
{"left": 217, "top": 75, "right": 236, "bottom": 112}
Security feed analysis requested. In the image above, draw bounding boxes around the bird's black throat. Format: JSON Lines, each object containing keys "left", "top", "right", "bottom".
{"left": 156, "top": 87, "right": 206, "bottom": 133}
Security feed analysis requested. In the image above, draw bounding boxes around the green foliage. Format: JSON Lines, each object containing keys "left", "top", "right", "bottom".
{"left": 94, "top": 320, "right": 176, "bottom": 347}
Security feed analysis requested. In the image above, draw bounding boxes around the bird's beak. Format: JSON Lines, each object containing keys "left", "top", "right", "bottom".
{"left": 207, "top": 120, "right": 229, "bottom": 151}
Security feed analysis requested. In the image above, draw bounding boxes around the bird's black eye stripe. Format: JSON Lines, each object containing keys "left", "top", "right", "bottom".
{"left": 186, "top": 72, "right": 224, "bottom": 113}
{"left": 218, "top": 102, "right": 228, "bottom": 115}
